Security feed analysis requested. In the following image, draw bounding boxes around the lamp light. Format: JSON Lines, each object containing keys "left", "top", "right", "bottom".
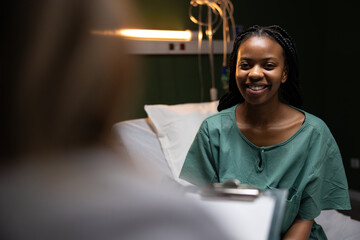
{"left": 92, "top": 29, "right": 192, "bottom": 41}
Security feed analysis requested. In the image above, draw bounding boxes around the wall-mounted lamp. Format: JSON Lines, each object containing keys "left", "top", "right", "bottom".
{"left": 93, "top": 29, "right": 192, "bottom": 41}
{"left": 91, "top": 28, "right": 232, "bottom": 55}
{"left": 118, "top": 29, "right": 192, "bottom": 41}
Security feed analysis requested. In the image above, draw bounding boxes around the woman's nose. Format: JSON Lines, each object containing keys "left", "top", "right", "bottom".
{"left": 248, "top": 65, "right": 263, "bottom": 80}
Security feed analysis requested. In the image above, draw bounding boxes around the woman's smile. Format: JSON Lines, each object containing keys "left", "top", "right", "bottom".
{"left": 246, "top": 84, "right": 270, "bottom": 95}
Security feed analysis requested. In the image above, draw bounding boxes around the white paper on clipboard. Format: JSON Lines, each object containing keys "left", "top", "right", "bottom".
{"left": 188, "top": 193, "right": 276, "bottom": 240}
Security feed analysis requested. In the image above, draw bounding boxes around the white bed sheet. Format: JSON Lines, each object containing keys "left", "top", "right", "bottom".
{"left": 113, "top": 118, "right": 360, "bottom": 240}
{"left": 113, "top": 118, "right": 173, "bottom": 181}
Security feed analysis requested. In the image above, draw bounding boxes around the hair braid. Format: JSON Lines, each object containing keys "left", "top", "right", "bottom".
{"left": 264, "top": 26, "right": 302, "bottom": 107}
{"left": 217, "top": 26, "right": 259, "bottom": 111}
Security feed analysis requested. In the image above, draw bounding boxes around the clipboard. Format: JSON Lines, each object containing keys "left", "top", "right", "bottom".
{"left": 201, "top": 179, "right": 262, "bottom": 201}
{"left": 185, "top": 179, "right": 288, "bottom": 240}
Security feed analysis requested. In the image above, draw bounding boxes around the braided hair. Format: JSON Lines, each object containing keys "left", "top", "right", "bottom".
{"left": 217, "top": 25, "right": 303, "bottom": 111}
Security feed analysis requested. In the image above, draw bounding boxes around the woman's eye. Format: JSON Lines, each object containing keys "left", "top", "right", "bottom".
{"left": 264, "top": 63, "right": 276, "bottom": 70}
{"left": 239, "top": 63, "right": 250, "bottom": 69}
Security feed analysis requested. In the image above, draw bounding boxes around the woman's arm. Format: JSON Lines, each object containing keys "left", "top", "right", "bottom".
{"left": 283, "top": 219, "right": 313, "bottom": 240}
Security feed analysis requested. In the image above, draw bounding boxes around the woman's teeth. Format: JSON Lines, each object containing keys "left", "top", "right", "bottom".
{"left": 247, "top": 85, "right": 267, "bottom": 91}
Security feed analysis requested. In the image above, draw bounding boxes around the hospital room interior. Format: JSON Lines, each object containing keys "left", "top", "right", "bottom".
{"left": 125, "top": 0, "right": 360, "bottom": 215}
{"left": 115, "top": 0, "right": 360, "bottom": 239}
{"left": 2, "top": 0, "right": 360, "bottom": 239}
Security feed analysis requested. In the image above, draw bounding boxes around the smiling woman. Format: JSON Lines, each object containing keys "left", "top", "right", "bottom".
{"left": 179, "top": 25, "right": 351, "bottom": 240}
{"left": 234, "top": 36, "right": 304, "bottom": 147}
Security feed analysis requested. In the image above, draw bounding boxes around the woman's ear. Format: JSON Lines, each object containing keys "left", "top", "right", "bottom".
{"left": 281, "top": 66, "right": 289, "bottom": 83}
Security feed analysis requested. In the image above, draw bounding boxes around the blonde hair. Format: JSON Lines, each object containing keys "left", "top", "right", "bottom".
{"left": 2, "top": 0, "right": 139, "bottom": 160}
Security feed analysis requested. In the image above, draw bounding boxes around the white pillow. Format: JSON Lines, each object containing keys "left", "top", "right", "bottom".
{"left": 145, "top": 101, "right": 218, "bottom": 184}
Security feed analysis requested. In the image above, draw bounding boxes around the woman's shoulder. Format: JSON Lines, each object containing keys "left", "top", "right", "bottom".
{"left": 199, "top": 105, "right": 237, "bottom": 132}
{"left": 204, "top": 104, "right": 237, "bottom": 122}
{"left": 291, "top": 107, "right": 328, "bottom": 129}
{"left": 306, "top": 113, "right": 330, "bottom": 132}
{"left": 293, "top": 108, "right": 336, "bottom": 142}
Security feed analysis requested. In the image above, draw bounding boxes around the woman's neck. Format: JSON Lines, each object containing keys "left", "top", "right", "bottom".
{"left": 237, "top": 100, "right": 286, "bottom": 127}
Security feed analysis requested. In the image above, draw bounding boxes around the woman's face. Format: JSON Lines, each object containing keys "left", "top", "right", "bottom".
{"left": 236, "top": 36, "right": 288, "bottom": 106}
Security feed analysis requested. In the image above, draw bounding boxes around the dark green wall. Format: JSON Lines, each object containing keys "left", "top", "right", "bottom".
{"left": 128, "top": 0, "right": 360, "bottom": 190}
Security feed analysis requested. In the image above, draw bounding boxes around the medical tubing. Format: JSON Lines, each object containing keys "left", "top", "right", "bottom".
{"left": 189, "top": 1, "right": 236, "bottom": 39}
{"left": 198, "top": 5, "right": 204, "bottom": 101}
{"left": 225, "top": 1, "right": 236, "bottom": 41}
{"left": 208, "top": 6, "right": 215, "bottom": 89}
{"left": 189, "top": 1, "right": 236, "bottom": 100}
{"left": 208, "top": 6, "right": 217, "bottom": 101}
{"left": 222, "top": 3, "right": 227, "bottom": 67}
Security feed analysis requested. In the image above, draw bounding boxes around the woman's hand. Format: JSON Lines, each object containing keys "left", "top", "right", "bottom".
{"left": 283, "top": 219, "right": 314, "bottom": 240}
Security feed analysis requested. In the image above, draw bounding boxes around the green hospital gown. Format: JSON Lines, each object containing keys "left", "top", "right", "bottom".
{"left": 179, "top": 104, "right": 351, "bottom": 239}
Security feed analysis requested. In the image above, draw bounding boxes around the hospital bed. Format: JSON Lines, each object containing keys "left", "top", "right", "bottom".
{"left": 113, "top": 101, "right": 360, "bottom": 240}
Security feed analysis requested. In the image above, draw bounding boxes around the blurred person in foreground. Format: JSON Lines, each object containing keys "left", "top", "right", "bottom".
{"left": 0, "top": 1, "right": 229, "bottom": 239}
